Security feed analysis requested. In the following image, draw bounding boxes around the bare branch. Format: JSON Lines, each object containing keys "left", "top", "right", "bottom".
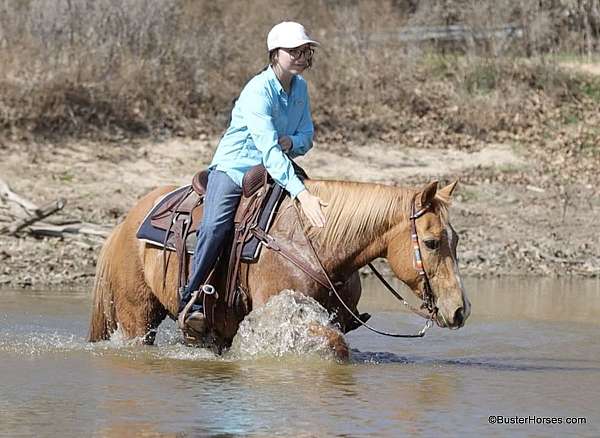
{"left": 28, "top": 221, "right": 110, "bottom": 238}
{"left": 0, "top": 178, "right": 39, "bottom": 213}
{"left": 0, "top": 199, "right": 66, "bottom": 235}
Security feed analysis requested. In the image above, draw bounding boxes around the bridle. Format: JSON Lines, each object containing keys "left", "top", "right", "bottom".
{"left": 299, "top": 194, "right": 439, "bottom": 338}
{"left": 409, "top": 196, "right": 438, "bottom": 317}
{"left": 252, "top": 193, "right": 440, "bottom": 338}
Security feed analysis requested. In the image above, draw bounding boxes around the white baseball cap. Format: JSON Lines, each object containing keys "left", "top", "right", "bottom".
{"left": 267, "top": 21, "right": 320, "bottom": 51}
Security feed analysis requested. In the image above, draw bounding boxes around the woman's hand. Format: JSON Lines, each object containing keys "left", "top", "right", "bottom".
{"left": 296, "top": 189, "right": 327, "bottom": 228}
{"left": 278, "top": 136, "right": 293, "bottom": 153}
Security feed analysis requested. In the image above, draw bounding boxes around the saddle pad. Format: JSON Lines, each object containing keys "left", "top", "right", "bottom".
{"left": 136, "top": 185, "right": 196, "bottom": 253}
{"left": 240, "top": 182, "right": 285, "bottom": 262}
{"left": 136, "top": 183, "right": 286, "bottom": 261}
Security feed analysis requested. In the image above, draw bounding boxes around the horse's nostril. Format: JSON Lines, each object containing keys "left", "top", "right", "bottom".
{"left": 453, "top": 307, "right": 464, "bottom": 326}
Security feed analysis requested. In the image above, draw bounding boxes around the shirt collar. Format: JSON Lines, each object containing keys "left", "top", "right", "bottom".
{"left": 267, "top": 65, "right": 295, "bottom": 96}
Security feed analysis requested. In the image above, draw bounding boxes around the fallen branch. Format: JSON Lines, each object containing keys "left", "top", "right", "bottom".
{"left": 44, "top": 218, "right": 83, "bottom": 226}
{"left": 0, "top": 177, "right": 110, "bottom": 239}
{"left": 0, "top": 177, "right": 39, "bottom": 213}
{"left": 28, "top": 221, "right": 110, "bottom": 238}
{"left": 0, "top": 199, "right": 66, "bottom": 235}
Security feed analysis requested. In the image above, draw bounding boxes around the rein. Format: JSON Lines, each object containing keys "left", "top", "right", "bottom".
{"left": 254, "top": 195, "right": 438, "bottom": 338}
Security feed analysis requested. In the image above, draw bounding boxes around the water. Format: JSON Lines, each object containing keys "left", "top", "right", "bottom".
{"left": 1, "top": 278, "right": 599, "bottom": 437}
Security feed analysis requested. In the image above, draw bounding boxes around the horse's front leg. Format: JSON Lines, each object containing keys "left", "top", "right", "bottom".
{"left": 329, "top": 271, "right": 372, "bottom": 334}
{"left": 308, "top": 323, "right": 350, "bottom": 361}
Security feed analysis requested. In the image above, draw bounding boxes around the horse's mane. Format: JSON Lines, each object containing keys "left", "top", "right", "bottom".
{"left": 303, "top": 180, "right": 450, "bottom": 248}
{"left": 304, "top": 180, "right": 410, "bottom": 247}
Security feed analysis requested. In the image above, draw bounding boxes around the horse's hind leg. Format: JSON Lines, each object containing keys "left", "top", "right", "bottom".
{"left": 114, "top": 283, "right": 168, "bottom": 345}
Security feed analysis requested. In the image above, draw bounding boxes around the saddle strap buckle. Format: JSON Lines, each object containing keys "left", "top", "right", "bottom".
{"left": 201, "top": 284, "right": 216, "bottom": 296}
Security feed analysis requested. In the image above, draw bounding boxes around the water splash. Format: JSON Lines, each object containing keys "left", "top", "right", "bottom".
{"left": 1, "top": 291, "right": 346, "bottom": 362}
{"left": 153, "top": 322, "right": 218, "bottom": 361}
{"left": 98, "top": 323, "right": 217, "bottom": 360}
{"left": 0, "top": 331, "right": 85, "bottom": 356}
{"left": 228, "top": 289, "right": 344, "bottom": 360}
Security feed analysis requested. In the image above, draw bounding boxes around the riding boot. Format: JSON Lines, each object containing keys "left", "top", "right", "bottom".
{"left": 177, "top": 285, "right": 215, "bottom": 339}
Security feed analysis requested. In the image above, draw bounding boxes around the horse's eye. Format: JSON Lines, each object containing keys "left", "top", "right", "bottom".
{"left": 424, "top": 239, "right": 440, "bottom": 250}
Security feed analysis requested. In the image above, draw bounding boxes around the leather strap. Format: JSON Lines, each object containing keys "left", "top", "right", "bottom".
{"left": 367, "top": 262, "right": 433, "bottom": 320}
{"left": 410, "top": 197, "right": 437, "bottom": 314}
{"left": 161, "top": 186, "right": 194, "bottom": 291}
{"left": 173, "top": 213, "right": 192, "bottom": 291}
{"left": 225, "top": 189, "right": 264, "bottom": 308}
{"left": 251, "top": 228, "right": 331, "bottom": 290}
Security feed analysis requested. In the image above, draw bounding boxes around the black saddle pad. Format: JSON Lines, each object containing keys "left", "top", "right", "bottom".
{"left": 136, "top": 183, "right": 286, "bottom": 262}
{"left": 136, "top": 185, "right": 193, "bottom": 251}
{"left": 242, "top": 182, "right": 284, "bottom": 262}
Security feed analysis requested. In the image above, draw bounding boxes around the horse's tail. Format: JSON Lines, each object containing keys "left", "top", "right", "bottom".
{"left": 88, "top": 224, "right": 121, "bottom": 342}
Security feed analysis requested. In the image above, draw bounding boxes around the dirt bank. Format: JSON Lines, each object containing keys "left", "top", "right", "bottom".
{"left": 0, "top": 133, "right": 598, "bottom": 289}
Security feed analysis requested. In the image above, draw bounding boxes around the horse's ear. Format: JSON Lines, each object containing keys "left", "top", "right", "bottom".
{"left": 419, "top": 180, "right": 438, "bottom": 208}
{"left": 437, "top": 180, "right": 459, "bottom": 203}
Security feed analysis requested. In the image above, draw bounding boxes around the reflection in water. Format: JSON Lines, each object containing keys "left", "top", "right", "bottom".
{"left": 353, "top": 350, "right": 600, "bottom": 372}
{"left": 0, "top": 278, "right": 599, "bottom": 437}
{"left": 94, "top": 423, "right": 179, "bottom": 438}
{"left": 359, "top": 276, "right": 600, "bottom": 323}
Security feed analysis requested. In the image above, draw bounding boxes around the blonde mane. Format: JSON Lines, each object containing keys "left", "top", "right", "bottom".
{"left": 303, "top": 180, "right": 450, "bottom": 248}
{"left": 304, "top": 180, "right": 414, "bottom": 247}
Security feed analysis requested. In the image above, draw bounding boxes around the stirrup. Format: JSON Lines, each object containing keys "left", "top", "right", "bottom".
{"left": 177, "top": 285, "right": 216, "bottom": 331}
{"left": 177, "top": 289, "right": 201, "bottom": 331}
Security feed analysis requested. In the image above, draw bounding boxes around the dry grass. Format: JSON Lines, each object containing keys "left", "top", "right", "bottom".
{"left": 0, "top": 0, "right": 598, "bottom": 142}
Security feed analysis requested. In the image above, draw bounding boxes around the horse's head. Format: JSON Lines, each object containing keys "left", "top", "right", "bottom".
{"left": 386, "top": 181, "right": 471, "bottom": 329}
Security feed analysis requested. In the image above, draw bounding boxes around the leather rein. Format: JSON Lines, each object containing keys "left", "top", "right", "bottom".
{"left": 252, "top": 194, "right": 438, "bottom": 338}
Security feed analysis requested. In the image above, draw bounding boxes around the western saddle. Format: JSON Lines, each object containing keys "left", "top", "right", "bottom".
{"left": 137, "top": 163, "right": 375, "bottom": 346}
{"left": 145, "top": 164, "right": 297, "bottom": 337}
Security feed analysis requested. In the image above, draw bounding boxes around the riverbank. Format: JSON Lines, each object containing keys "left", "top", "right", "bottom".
{"left": 2, "top": 45, "right": 600, "bottom": 288}
{"left": 0, "top": 129, "right": 598, "bottom": 289}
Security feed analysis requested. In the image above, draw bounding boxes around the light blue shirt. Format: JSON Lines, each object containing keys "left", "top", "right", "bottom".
{"left": 210, "top": 66, "right": 314, "bottom": 197}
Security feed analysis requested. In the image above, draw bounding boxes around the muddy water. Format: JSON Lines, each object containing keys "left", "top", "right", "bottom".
{"left": 1, "top": 278, "right": 599, "bottom": 437}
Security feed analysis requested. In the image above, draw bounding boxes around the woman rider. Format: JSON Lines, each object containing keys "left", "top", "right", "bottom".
{"left": 179, "top": 21, "right": 327, "bottom": 334}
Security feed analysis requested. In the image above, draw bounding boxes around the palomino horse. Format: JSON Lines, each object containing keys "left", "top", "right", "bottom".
{"left": 88, "top": 179, "right": 471, "bottom": 358}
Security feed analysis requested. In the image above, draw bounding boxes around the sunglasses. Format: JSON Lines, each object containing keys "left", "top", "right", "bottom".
{"left": 282, "top": 47, "right": 315, "bottom": 60}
